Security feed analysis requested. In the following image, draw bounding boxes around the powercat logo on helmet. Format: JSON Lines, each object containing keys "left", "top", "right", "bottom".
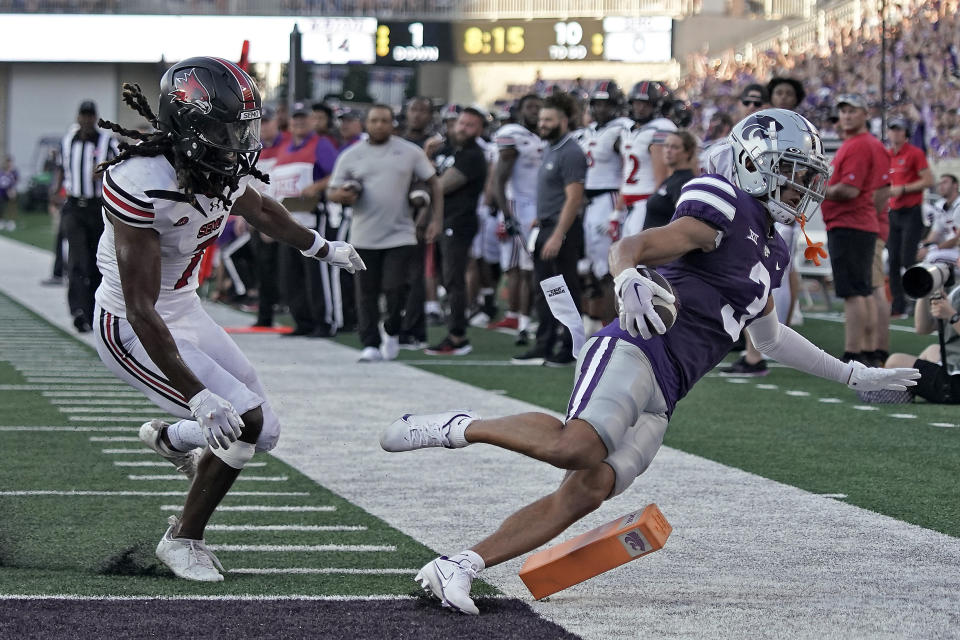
{"left": 741, "top": 114, "right": 784, "bottom": 142}
{"left": 170, "top": 69, "right": 212, "bottom": 114}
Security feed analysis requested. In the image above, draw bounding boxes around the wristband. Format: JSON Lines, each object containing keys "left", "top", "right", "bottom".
{"left": 950, "top": 313, "right": 960, "bottom": 325}
{"left": 300, "top": 229, "right": 325, "bottom": 257}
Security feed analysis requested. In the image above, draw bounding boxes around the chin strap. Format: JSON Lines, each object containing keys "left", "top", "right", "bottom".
{"left": 798, "top": 214, "right": 828, "bottom": 266}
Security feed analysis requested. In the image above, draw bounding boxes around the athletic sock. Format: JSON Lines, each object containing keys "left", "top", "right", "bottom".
{"left": 450, "top": 549, "right": 485, "bottom": 572}
{"left": 425, "top": 300, "right": 442, "bottom": 315}
{"left": 447, "top": 414, "right": 475, "bottom": 448}
{"left": 165, "top": 419, "right": 206, "bottom": 451}
{"left": 518, "top": 314, "right": 530, "bottom": 332}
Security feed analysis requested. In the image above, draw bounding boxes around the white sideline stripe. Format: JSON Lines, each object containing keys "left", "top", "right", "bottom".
{"left": 207, "top": 524, "right": 365, "bottom": 532}
{"left": 209, "top": 544, "right": 394, "bottom": 552}
{"left": 0, "top": 594, "right": 467, "bottom": 601}
{"left": 890, "top": 414, "right": 917, "bottom": 419}
{"left": 1, "top": 385, "right": 131, "bottom": 393}
{"left": 16, "top": 371, "right": 114, "bottom": 378}
{"left": 116, "top": 461, "right": 267, "bottom": 468}
{"left": 103, "top": 448, "right": 154, "bottom": 454}
{"left": 70, "top": 416, "right": 157, "bottom": 422}
{"left": 128, "top": 474, "right": 287, "bottom": 481}
{"left": 160, "top": 504, "right": 336, "bottom": 512}
{"left": 0, "top": 426, "right": 130, "bottom": 432}
{"left": 90, "top": 436, "right": 140, "bottom": 442}
{"left": 229, "top": 567, "right": 408, "bottom": 575}
{"left": 61, "top": 407, "right": 156, "bottom": 413}
{"left": 930, "top": 422, "right": 958, "bottom": 428}
{"left": 819, "top": 493, "right": 848, "bottom": 499}
{"left": 27, "top": 378, "right": 117, "bottom": 384}
{"left": 42, "top": 391, "right": 142, "bottom": 397}
{"left": 0, "top": 491, "right": 308, "bottom": 496}
{"left": 51, "top": 398, "right": 154, "bottom": 406}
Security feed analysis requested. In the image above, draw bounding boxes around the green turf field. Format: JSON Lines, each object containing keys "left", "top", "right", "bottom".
{"left": 0, "top": 293, "right": 500, "bottom": 597}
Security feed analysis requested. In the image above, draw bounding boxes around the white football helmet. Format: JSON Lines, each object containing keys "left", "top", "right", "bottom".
{"left": 729, "top": 108, "right": 832, "bottom": 224}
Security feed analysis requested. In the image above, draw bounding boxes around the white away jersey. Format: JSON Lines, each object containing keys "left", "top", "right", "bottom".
{"left": 96, "top": 154, "right": 245, "bottom": 316}
{"left": 619, "top": 116, "right": 677, "bottom": 196}
{"left": 578, "top": 117, "right": 633, "bottom": 190}
{"left": 494, "top": 123, "right": 545, "bottom": 202}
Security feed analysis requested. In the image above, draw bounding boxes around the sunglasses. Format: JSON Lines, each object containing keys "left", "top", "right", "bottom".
{"left": 742, "top": 99, "right": 763, "bottom": 107}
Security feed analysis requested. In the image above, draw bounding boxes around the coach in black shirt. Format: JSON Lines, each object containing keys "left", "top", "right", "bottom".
{"left": 424, "top": 107, "right": 489, "bottom": 356}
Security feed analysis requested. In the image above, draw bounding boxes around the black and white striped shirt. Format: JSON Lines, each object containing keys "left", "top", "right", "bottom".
{"left": 60, "top": 126, "right": 119, "bottom": 199}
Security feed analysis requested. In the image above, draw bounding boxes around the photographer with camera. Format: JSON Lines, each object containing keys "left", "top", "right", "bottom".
{"left": 885, "top": 261, "right": 960, "bottom": 403}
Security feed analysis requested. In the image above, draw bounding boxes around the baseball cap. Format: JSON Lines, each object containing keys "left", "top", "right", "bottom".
{"left": 338, "top": 109, "right": 362, "bottom": 121}
{"left": 290, "top": 101, "right": 310, "bottom": 117}
{"left": 261, "top": 104, "right": 277, "bottom": 121}
{"left": 78, "top": 100, "right": 97, "bottom": 115}
{"left": 887, "top": 116, "right": 909, "bottom": 130}
{"left": 835, "top": 93, "right": 866, "bottom": 110}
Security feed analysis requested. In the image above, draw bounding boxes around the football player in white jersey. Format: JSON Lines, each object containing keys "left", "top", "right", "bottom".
{"left": 93, "top": 57, "right": 364, "bottom": 582}
{"left": 618, "top": 81, "right": 678, "bottom": 237}
{"left": 577, "top": 81, "right": 633, "bottom": 326}
{"left": 491, "top": 94, "right": 546, "bottom": 344}
{"left": 467, "top": 133, "right": 504, "bottom": 327}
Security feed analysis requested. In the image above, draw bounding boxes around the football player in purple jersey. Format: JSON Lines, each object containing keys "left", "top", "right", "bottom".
{"left": 379, "top": 109, "right": 920, "bottom": 615}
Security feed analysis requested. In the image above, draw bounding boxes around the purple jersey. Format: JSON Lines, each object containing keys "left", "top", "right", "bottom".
{"left": 597, "top": 174, "right": 789, "bottom": 416}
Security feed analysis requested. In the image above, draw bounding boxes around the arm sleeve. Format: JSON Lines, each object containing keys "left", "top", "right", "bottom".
{"left": 327, "top": 151, "right": 350, "bottom": 189}
{"left": 560, "top": 145, "right": 587, "bottom": 186}
{"left": 672, "top": 176, "right": 738, "bottom": 234}
{"left": 414, "top": 148, "right": 436, "bottom": 181}
{"left": 745, "top": 311, "right": 853, "bottom": 384}
{"left": 101, "top": 166, "right": 156, "bottom": 229}
{"left": 453, "top": 147, "right": 486, "bottom": 187}
{"left": 314, "top": 138, "right": 339, "bottom": 179}
{"left": 834, "top": 140, "right": 872, "bottom": 190}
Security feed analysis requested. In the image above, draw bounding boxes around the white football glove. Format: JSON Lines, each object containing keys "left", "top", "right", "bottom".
{"left": 188, "top": 389, "right": 244, "bottom": 450}
{"left": 313, "top": 240, "right": 366, "bottom": 274}
{"left": 845, "top": 361, "right": 921, "bottom": 392}
{"left": 613, "top": 267, "right": 676, "bottom": 340}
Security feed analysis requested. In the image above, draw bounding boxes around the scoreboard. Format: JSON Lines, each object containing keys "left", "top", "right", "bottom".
{"left": 453, "top": 18, "right": 672, "bottom": 63}
{"left": 375, "top": 21, "right": 455, "bottom": 63}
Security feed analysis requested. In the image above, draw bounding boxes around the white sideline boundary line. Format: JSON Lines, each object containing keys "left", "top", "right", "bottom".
{"left": 0, "top": 491, "right": 308, "bottom": 496}
{"left": 0, "top": 426, "right": 131, "bottom": 432}
{"left": 208, "top": 544, "right": 395, "bottom": 552}
{"left": 54, "top": 399, "right": 154, "bottom": 406}
{"left": 207, "top": 524, "right": 366, "bottom": 532}
{"left": 89, "top": 437, "right": 139, "bottom": 442}
{"left": 0, "top": 386, "right": 134, "bottom": 393}
{"left": 229, "top": 567, "right": 409, "bottom": 575}
{"left": 59, "top": 407, "right": 156, "bottom": 414}
{"left": 42, "top": 391, "right": 143, "bottom": 397}
{"left": 161, "top": 504, "right": 336, "bottom": 512}
{"left": 128, "top": 474, "right": 287, "bottom": 481}
{"left": 0, "top": 594, "right": 451, "bottom": 601}
{"left": 102, "top": 449, "right": 153, "bottom": 454}
{"left": 70, "top": 416, "right": 158, "bottom": 422}
{"left": 115, "top": 461, "right": 267, "bottom": 468}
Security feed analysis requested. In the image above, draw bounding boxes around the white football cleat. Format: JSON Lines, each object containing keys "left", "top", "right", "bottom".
{"left": 416, "top": 556, "right": 480, "bottom": 615}
{"left": 359, "top": 346, "right": 384, "bottom": 362}
{"left": 380, "top": 410, "right": 477, "bottom": 452}
{"left": 381, "top": 334, "right": 400, "bottom": 361}
{"left": 155, "top": 516, "right": 224, "bottom": 582}
{"left": 139, "top": 420, "right": 202, "bottom": 480}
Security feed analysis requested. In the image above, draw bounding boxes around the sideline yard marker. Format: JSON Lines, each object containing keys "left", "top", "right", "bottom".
{"left": 519, "top": 503, "right": 671, "bottom": 600}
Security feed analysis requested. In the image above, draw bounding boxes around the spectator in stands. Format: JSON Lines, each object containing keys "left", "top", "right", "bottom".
{"left": 512, "top": 92, "right": 586, "bottom": 366}
{"left": 767, "top": 77, "right": 805, "bottom": 111}
{"left": 328, "top": 104, "right": 442, "bottom": 363}
{"left": 738, "top": 84, "right": 769, "bottom": 118}
{"left": 312, "top": 102, "right": 339, "bottom": 149}
{"left": 886, "top": 116, "right": 934, "bottom": 317}
{"left": 338, "top": 110, "right": 364, "bottom": 149}
{"left": 643, "top": 131, "right": 697, "bottom": 230}
{"left": 271, "top": 102, "right": 340, "bottom": 337}
{"left": 822, "top": 94, "right": 889, "bottom": 364}
{"left": 54, "top": 100, "right": 118, "bottom": 333}
{"left": 400, "top": 96, "right": 436, "bottom": 148}
{"left": 424, "top": 107, "right": 489, "bottom": 356}
{"left": 0, "top": 155, "right": 18, "bottom": 231}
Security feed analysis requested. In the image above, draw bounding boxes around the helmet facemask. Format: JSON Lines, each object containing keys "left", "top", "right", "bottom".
{"left": 763, "top": 151, "right": 830, "bottom": 225}
{"left": 179, "top": 109, "right": 262, "bottom": 178}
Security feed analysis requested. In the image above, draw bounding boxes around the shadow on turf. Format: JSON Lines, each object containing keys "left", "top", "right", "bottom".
{"left": 98, "top": 543, "right": 168, "bottom": 578}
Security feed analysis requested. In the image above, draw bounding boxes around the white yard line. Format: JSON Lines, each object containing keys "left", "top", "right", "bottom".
{"left": 60, "top": 407, "right": 156, "bottom": 413}
{"left": 208, "top": 544, "right": 394, "bottom": 552}
{"left": 102, "top": 448, "right": 153, "bottom": 454}
{"left": 89, "top": 436, "right": 140, "bottom": 442}
{"left": 0, "top": 426, "right": 130, "bottom": 432}
{"left": 161, "top": 504, "right": 336, "bottom": 512}
{"left": 207, "top": 524, "right": 365, "bottom": 532}
{"left": 128, "top": 474, "right": 287, "bottom": 481}
{"left": 52, "top": 399, "right": 154, "bottom": 406}
{"left": 229, "top": 567, "right": 409, "bottom": 575}
{"left": 115, "top": 461, "right": 267, "bottom": 468}
{"left": 70, "top": 416, "right": 157, "bottom": 422}
{"left": 0, "top": 490, "right": 308, "bottom": 496}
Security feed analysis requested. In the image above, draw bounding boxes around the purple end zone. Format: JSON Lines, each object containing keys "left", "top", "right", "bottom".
{"left": 0, "top": 597, "right": 583, "bottom": 639}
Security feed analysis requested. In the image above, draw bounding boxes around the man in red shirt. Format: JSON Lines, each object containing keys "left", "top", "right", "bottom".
{"left": 886, "top": 116, "right": 934, "bottom": 317}
{"left": 821, "top": 94, "right": 890, "bottom": 364}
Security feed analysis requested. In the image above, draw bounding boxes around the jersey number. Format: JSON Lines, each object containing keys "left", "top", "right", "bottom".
{"left": 720, "top": 261, "right": 771, "bottom": 340}
{"left": 625, "top": 155, "right": 641, "bottom": 184}
{"left": 174, "top": 236, "right": 218, "bottom": 290}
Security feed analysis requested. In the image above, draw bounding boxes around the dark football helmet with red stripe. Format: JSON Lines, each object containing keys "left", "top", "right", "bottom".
{"left": 158, "top": 56, "right": 263, "bottom": 177}
{"left": 589, "top": 80, "right": 624, "bottom": 107}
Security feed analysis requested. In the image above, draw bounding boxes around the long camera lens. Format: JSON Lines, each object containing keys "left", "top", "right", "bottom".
{"left": 902, "top": 262, "right": 955, "bottom": 298}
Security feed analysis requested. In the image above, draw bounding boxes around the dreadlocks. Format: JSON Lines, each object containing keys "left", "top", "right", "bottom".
{"left": 96, "top": 83, "right": 269, "bottom": 209}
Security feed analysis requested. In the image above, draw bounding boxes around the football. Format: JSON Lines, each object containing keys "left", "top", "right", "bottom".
{"left": 638, "top": 267, "right": 678, "bottom": 334}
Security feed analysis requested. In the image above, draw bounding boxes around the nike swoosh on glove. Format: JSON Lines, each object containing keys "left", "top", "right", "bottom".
{"left": 188, "top": 389, "right": 244, "bottom": 449}
{"left": 613, "top": 267, "right": 675, "bottom": 340}
{"left": 846, "top": 361, "right": 921, "bottom": 391}
{"left": 319, "top": 241, "right": 366, "bottom": 274}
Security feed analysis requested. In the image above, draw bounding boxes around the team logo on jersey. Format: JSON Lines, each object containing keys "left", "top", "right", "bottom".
{"left": 170, "top": 69, "right": 212, "bottom": 114}
{"left": 741, "top": 114, "right": 784, "bottom": 141}
{"left": 197, "top": 215, "right": 224, "bottom": 238}
{"left": 174, "top": 216, "right": 189, "bottom": 227}
{"left": 747, "top": 228, "right": 759, "bottom": 245}
{"left": 763, "top": 246, "right": 770, "bottom": 258}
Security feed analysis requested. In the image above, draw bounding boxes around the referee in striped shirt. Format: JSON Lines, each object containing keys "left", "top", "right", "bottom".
{"left": 53, "top": 100, "right": 119, "bottom": 333}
